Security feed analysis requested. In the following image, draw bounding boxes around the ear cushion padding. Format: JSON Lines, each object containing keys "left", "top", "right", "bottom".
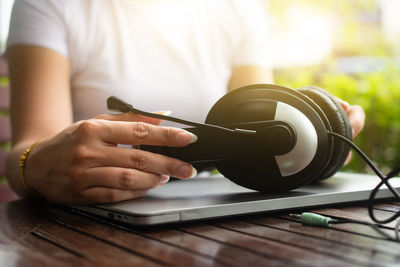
{"left": 297, "top": 86, "right": 352, "bottom": 179}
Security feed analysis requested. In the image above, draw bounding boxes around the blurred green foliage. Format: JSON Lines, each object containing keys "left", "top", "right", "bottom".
{"left": 269, "top": 0, "right": 399, "bottom": 174}
{"left": 274, "top": 62, "right": 400, "bottom": 174}
{"left": 0, "top": 76, "right": 8, "bottom": 85}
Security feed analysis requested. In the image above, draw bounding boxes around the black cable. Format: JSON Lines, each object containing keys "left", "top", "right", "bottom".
{"left": 328, "top": 132, "right": 400, "bottom": 199}
{"left": 327, "top": 131, "right": 400, "bottom": 240}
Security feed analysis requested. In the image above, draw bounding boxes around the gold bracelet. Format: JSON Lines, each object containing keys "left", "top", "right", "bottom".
{"left": 19, "top": 139, "right": 42, "bottom": 194}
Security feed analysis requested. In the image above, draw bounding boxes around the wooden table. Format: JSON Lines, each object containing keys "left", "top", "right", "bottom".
{"left": 1, "top": 198, "right": 400, "bottom": 266}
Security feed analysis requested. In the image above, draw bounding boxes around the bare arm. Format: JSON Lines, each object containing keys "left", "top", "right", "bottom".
{"left": 228, "top": 66, "right": 274, "bottom": 92}
{"left": 5, "top": 46, "right": 197, "bottom": 204}
{"left": 6, "top": 45, "right": 72, "bottom": 196}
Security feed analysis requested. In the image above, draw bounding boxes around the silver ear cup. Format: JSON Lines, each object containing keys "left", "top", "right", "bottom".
{"left": 206, "top": 84, "right": 333, "bottom": 192}
{"left": 274, "top": 102, "right": 318, "bottom": 176}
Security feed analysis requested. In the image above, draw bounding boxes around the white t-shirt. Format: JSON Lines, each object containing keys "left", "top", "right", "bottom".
{"left": 7, "top": 0, "right": 271, "bottom": 124}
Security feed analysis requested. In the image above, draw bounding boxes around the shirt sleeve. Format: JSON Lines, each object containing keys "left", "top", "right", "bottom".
{"left": 231, "top": 0, "right": 272, "bottom": 68}
{"left": 6, "top": 0, "right": 68, "bottom": 57}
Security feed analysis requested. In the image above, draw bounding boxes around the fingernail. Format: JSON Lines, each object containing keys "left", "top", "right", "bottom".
{"left": 178, "top": 165, "right": 197, "bottom": 178}
{"left": 344, "top": 152, "right": 352, "bottom": 165}
{"left": 342, "top": 101, "right": 350, "bottom": 112}
{"left": 155, "top": 110, "right": 172, "bottom": 116}
{"left": 177, "top": 130, "right": 198, "bottom": 144}
{"left": 336, "top": 97, "right": 350, "bottom": 111}
{"left": 190, "top": 167, "right": 197, "bottom": 178}
{"left": 160, "top": 175, "right": 170, "bottom": 185}
{"left": 189, "top": 133, "right": 198, "bottom": 143}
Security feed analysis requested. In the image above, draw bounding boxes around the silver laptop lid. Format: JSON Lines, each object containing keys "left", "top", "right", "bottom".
{"left": 73, "top": 172, "right": 400, "bottom": 226}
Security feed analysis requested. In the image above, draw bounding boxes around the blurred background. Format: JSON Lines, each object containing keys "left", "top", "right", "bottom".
{"left": 0, "top": 0, "right": 399, "bottom": 175}
{"left": 266, "top": 0, "right": 400, "bottom": 175}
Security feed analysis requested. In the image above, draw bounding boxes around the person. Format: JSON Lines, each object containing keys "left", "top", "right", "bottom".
{"left": 5, "top": 0, "right": 365, "bottom": 205}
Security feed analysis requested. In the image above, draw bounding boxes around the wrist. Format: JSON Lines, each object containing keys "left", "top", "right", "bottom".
{"left": 20, "top": 139, "right": 42, "bottom": 195}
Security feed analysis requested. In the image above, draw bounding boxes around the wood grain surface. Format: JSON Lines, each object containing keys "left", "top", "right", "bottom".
{"left": 0, "top": 198, "right": 400, "bottom": 266}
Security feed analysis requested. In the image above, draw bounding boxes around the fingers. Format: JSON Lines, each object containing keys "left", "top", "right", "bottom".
{"left": 335, "top": 97, "right": 365, "bottom": 137}
{"left": 334, "top": 97, "right": 364, "bottom": 166}
{"left": 344, "top": 151, "right": 353, "bottom": 166}
{"left": 335, "top": 98, "right": 364, "bottom": 165}
{"left": 347, "top": 105, "right": 365, "bottom": 138}
{"left": 83, "top": 167, "right": 170, "bottom": 190}
{"left": 99, "top": 121, "right": 197, "bottom": 147}
{"left": 97, "top": 147, "right": 197, "bottom": 179}
{"left": 335, "top": 97, "right": 351, "bottom": 112}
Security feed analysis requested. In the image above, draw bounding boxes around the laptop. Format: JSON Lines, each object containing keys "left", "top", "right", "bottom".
{"left": 70, "top": 172, "right": 400, "bottom": 226}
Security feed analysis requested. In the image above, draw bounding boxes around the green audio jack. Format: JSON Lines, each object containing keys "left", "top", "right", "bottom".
{"left": 289, "top": 212, "right": 332, "bottom": 226}
{"left": 289, "top": 212, "right": 400, "bottom": 241}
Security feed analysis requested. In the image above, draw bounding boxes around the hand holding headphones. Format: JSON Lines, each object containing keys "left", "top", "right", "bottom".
{"left": 108, "top": 84, "right": 365, "bottom": 192}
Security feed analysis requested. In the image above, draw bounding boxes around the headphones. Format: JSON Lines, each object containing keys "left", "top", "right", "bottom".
{"left": 107, "top": 84, "right": 352, "bottom": 192}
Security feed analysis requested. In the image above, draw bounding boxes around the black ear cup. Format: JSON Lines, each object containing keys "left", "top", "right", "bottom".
{"left": 297, "top": 86, "right": 352, "bottom": 180}
{"left": 133, "top": 83, "right": 352, "bottom": 192}
{"left": 205, "top": 84, "right": 334, "bottom": 192}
